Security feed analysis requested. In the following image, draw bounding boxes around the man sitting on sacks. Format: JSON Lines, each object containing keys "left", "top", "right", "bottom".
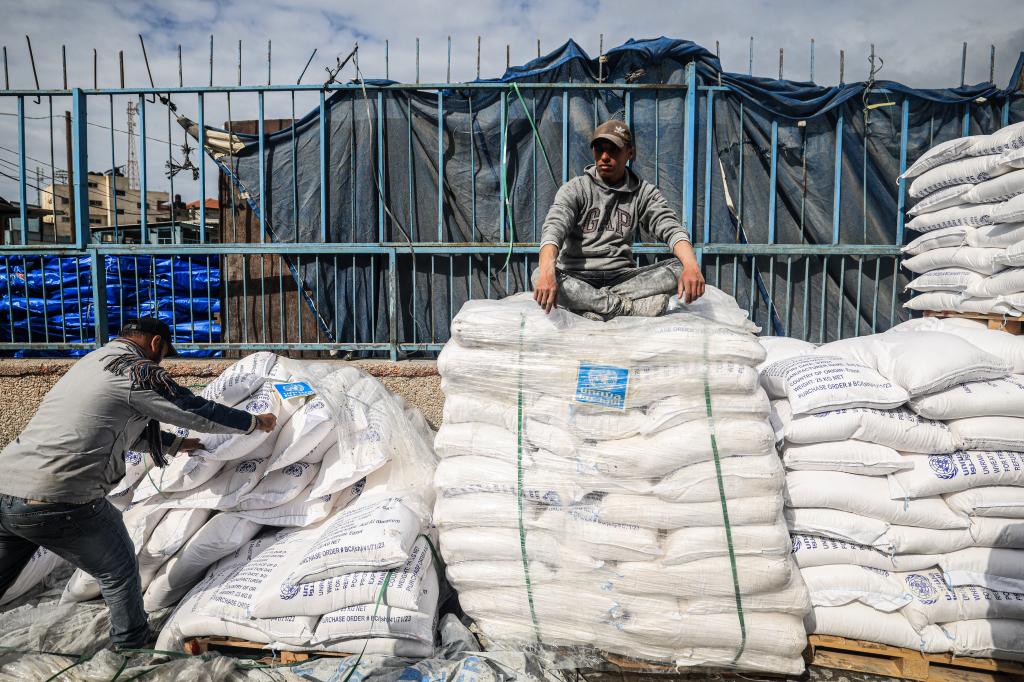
{"left": 532, "top": 119, "right": 706, "bottom": 319}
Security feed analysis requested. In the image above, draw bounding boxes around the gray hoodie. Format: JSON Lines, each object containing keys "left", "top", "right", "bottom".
{"left": 540, "top": 165, "right": 690, "bottom": 272}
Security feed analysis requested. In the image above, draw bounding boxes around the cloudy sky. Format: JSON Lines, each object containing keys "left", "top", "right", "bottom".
{"left": 1, "top": 0, "right": 1022, "bottom": 208}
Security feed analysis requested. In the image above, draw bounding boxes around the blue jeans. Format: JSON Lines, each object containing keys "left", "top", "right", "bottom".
{"left": 0, "top": 495, "right": 149, "bottom": 648}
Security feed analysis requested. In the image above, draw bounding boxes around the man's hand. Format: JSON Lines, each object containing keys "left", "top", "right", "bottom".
{"left": 180, "top": 437, "right": 204, "bottom": 453}
{"left": 254, "top": 413, "right": 278, "bottom": 433}
{"left": 533, "top": 244, "right": 560, "bottom": 314}
{"left": 672, "top": 240, "right": 706, "bottom": 304}
{"left": 677, "top": 267, "right": 706, "bottom": 304}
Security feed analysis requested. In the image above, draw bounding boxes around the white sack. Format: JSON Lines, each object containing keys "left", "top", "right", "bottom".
{"left": 819, "top": 331, "right": 1011, "bottom": 396}
{"left": 773, "top": 401, "right": 956, "bottom": 453}
{"left": 653, "top": 453, "right": 784, "bottom": 503}
{"left": 266, "top": 396, "right": 336, "bottom": 472}
{"left": 902, "top": 138, "right": 978, "bottom": 180}
{"left": 756, "top": 336, "right": 815, "bottom": 371}
{"left": 785, "top": 470, "right": 968, "bottom": 529}
{"left": 0, "top": 548, "right": 65, "bottom": 606}
{"left": 661, "top": 521, "right": 793, "bottom": 565}
{"left": 996, "top": 241, "right": 1024, "bottom": 267}
{"left": 906, "top": 202, "right": 996, "bottom": 232}
{"left": 941, "top": 619, "right": 1024, "bottom": 662}
{"left": 898, "top": 569, "right": 1024, "bottom": 631}
{"left": 904, "top": 291, "right": 1018, "bottom": 316}
{"left": 941, "top": 547, "right": 1024, "bottom": 593}
{"left": 593, "top": 493, "right": 782, "bottom": 529}
{"left": 967, "top": 222, "right": 1024, "bottom": 247}
{"left": 890, "top": 316, "right": 1024, "bottom": 372}
{"left": 909, "top": 153, "right": 1011, "bottom": 199}
{"left": 966, "top": 268, "right": 1024, "bottom": 297}
{"left": 945, "top": 486, "right": 1024, "bottom": 518}
{"left": 970, "top": 122, "right": 1024, "bottom": 158}
{"left": 311, "top": 602, "right": 436, "bottom": 648}
{"left": 965, "top": 169, "right": 1024, "bottom": 203}
{"left": 233, "top": 460, "right": 321, "bottom": 511}
{"left": 437, "top": 527, "right": 601, "bottom": 569}
{"left": 284, "top": 495, "right": 422, "bottom": 584}
{"left": 903, "top": 246, "right": 1007, "bottom": 275}
{"left": 137, "top": 508, "right": 211, "bottom": 585}
{"left": 760, "top": 355, "right": 908, "bottom": 415}
{"left": 253, "top": 536, "right": 439, "bottom": 618}
{"left": 144, "top": 513, "right": 263, "bottom": 612}
{"left": 233, "top": 480, "right": 359, "bottom": 528}
{"left": 907, "top": 184, "right": 974, "bottom": 215}
{"left": 782, "top": 441, "right": 911, "bottom": 475}
{"left": 801, "top": 565, "right": 911, "bottom": 612}
{"left": 909, "top": 375, "right": 1024, "bottom": 419}
{"left": 992, "top": 192, "right": 1024, "bottom": 223}
{"left": 790, "top": 534, "right": 938, "bottom": 572}
{"left": 805, "top": 604, "right": 948, "bottom": 653}
{"left": 950, "top": 417, "right": 1024, "bottom": 451}
{"left": 132, "top": 453, "right": 224, "bottom": 499}
{"left": 905, "top": 268, "right": 984, "bottom": 293}
{"left": 892, "top": 451, "right": 1024, "bottom": 498}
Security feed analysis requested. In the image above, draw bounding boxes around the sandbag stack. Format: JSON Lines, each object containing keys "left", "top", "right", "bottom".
{"left": 41, "top": 351, "right": 440, "bottom": 655}
{"left": 901, "top": 121, "right": 1024, "bottom": 315}
{"left": 433, "top": 291, "right": 809, "bottom": 675}
{"left": 761, "top": 322, "right": 1024, "bottom": 661}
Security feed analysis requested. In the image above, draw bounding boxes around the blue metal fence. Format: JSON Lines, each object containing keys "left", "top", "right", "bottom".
{"left": 1, "top": 56, "right": 1022, "bottom": 358}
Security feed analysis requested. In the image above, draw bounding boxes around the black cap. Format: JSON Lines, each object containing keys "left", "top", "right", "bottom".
{"left": 119, "top": 317, "right": 177, "bottom": 357}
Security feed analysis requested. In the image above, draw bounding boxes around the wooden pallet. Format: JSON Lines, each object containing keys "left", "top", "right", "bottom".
{"left": 808, "top": 635, "right": 1024, "bottom": 682}
{"left": 922, "top": 310, "right": 1023, "bottom": 334}
{"left": 600, "top": 652, "right": 789, "bottom": 678}
{"left": 184, "top": 636, "right": 351, "bottom": 664}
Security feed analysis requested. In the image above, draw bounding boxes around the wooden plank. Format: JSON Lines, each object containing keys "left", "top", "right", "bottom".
{"left": 922, "top": 310, "right": 1023, "bottom": 335}
{"left": 184, "top": 636, "right": 350, "bottom": 662}
{"left": 808, "top": 635, "right": 1024, "bottom": 681}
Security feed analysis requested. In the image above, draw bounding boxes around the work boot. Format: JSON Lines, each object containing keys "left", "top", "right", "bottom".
{"left": 623, "top": 293, "right": 670, "bottom": 317}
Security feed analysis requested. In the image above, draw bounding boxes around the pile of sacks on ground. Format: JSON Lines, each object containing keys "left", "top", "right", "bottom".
{"left": 432, "top": 290, "right": 810, "bottom": 675}
{"left": 9, "top": 352, "right": 441, "bottom": 655}
{"left": 761, "top": 317, "right": 1024, "bottom": 660}
{"left": 902, "top": 121, "right": 1024, "bottom": 315}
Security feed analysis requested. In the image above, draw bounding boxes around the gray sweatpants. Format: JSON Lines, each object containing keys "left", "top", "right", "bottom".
{"left": 531, "top": 259, "right": 683, "bottom": 317}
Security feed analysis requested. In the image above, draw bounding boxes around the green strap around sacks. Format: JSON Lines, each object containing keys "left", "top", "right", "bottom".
{"left": 514, "top": 313, "right": 543, "bottom": 643}
{"left": 702, "top": 333, "right": 748, "bottom": 664}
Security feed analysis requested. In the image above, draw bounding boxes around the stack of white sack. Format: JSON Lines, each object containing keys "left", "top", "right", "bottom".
{"left": 900, "top": 121, "right": 1024, "bottom": 316}
{"left": 761, "top": 323, "right": 1024, "bottom": 661}
{"left": 50, "top": 351, "right": 441, "bottom": 656}
{"left": 433, "top": 289, "right": 810, "bottom": 676}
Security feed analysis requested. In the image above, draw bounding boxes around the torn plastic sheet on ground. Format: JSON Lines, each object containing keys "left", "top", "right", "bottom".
{"left": 0, "top": 600, "right": 568, "bottom": 682}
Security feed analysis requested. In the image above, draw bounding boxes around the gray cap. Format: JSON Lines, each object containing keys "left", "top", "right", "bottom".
{"left": 590, "top": 120, "right": 634, "bottom": 149}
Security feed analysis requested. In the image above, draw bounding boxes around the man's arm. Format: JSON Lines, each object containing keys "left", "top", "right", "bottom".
{"left": 534, "top": 180, "right": 582, "bottom": 314}
{"left": 533, "top": 244, "right": 559, "bottom": 313}
{"left": 128, "top": 379, "right": 274, "bottom": 436}
{"left": 642, "top": 186, "right": 706, "bottom": 304}
{"left": 672, "top": 240, "right": 706, "bottom": 304}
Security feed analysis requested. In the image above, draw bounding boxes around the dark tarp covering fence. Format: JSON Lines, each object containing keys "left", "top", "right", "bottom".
{"left": 217, "top": 37, "right": 1024, "bottom": 348}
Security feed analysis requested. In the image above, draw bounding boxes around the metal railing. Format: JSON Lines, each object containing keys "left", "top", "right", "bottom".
{"left": 1, "top": 58, "right": 1021, "bottom": 358}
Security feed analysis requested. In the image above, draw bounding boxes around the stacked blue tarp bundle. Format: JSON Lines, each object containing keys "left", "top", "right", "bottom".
{"left": 0, "top": 255, "right": 222, "bottom": 358}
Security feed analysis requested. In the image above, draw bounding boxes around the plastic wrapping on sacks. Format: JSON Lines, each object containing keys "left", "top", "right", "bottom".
{"left": 433, "top": 292, "right": 808, "bottom": 674}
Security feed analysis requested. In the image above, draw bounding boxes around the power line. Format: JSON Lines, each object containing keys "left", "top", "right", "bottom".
{"left": 0, "top": 112, "right": 173, "bottom": 145}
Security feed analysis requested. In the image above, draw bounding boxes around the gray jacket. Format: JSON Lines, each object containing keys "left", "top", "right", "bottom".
{"left": 540, "top": 165, "right": 690, "bottom": 272}
{"left": 0, "top": 339, "right": 257, "bottom": 503}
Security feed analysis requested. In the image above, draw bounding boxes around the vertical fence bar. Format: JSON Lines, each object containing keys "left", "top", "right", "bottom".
{"left": 896, "top": 98, "right": 910, "bottom": 247}
{"left": 1002, "top": 99, "right": 1010, "bottom": 127}
{"left": 389, "top": 249, "right": 398, "bottom": 361}
{"left": 108, "top": 95, "right": 119, "bottom": 239}
{"left": 561, "top": 89, "right": 568, "bottom": 183}
{"left": 198, "top": 92, "right": 207, "bottom": 242}
{"left": 319, "top": 90, "right": 328, "bottom": 243}
{"left": 258, "top": 91, "right": 266, "bottom": 242}
{"left": 139, "top": 96, "right": 148, "bottom": 243}
{"left": 437, "top": 90, "right": 444, "bottom": 240}
{"left": 91, "top": 251, "right": 108, "bottom": 347}
{"left": 682, "top": 62, "right": 697, "bottom": 242}
{"left": 832, "top": 113, "right": 844, "bottom": 244}
{"left": 499, "top": 90, "right": 507, "bottom": 241}
{"left": 702, "top": 89, "right": 715, "bottom": 244}
{"left": 377, "top": 90, "right": 385, "bottom": 242}
{"left": 17, "top": 96, "right": 26, "bottom": 243}
{"left": 768, "top": 120, "right": 779, "bottom": 244}
{"left": 72, "top": 89, "right": 89, "bottom": 249}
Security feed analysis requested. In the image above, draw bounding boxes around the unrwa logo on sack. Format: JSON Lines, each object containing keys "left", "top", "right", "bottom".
{"left": 928, "top": 454, "right": 958, "bottom": 480}
{"left": 574, "top": 362, "right": 629, "bottom": 410}
{"left": 905, "top": 573, "right": 938, "bottom": 605}
{"left": 124, "top": 451, "right": 142, "bottom": 466}
{"left": 279, "top": 583, "right": 300, "bottom": 600}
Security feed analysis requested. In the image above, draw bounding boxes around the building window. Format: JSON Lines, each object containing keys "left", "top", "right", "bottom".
{"left": 88, "top": 182, "right": 98, "bottom": 188}
{"left": 61, "top": 198, "right": 69, "bottom": 205}
{"left": 88, "top": 200, "right": 101, "bottom": 207}
{"left": 89, "top": 218, "right": 101, "bottom": 225}
{"left": 116, "top": 209, "right": 125, "bottom": 215}
{"left": 115, "top": 190, "right": 126, "bottom": 197}
{"left": 136, "top": 202, "right": 142, "bottom": 208}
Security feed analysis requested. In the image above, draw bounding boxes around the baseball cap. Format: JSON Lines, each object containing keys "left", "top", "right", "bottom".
{"left": 119, "top": 317, "right": 177, "bottom": 357}
{"left": 590, "top": 120, "right": 634, "bottom": 149}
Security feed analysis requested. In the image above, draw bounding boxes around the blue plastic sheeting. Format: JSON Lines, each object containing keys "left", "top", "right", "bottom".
{"left": 216, "top": 36, "right": 1023, "bottom": 347}
{"left": 0, "top": 255, "right": 222, "bottom": 358}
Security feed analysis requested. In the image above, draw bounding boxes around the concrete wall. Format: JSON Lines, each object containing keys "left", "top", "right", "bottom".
{"left": 0, "top": 358, "right": 441, "bottom": 449}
